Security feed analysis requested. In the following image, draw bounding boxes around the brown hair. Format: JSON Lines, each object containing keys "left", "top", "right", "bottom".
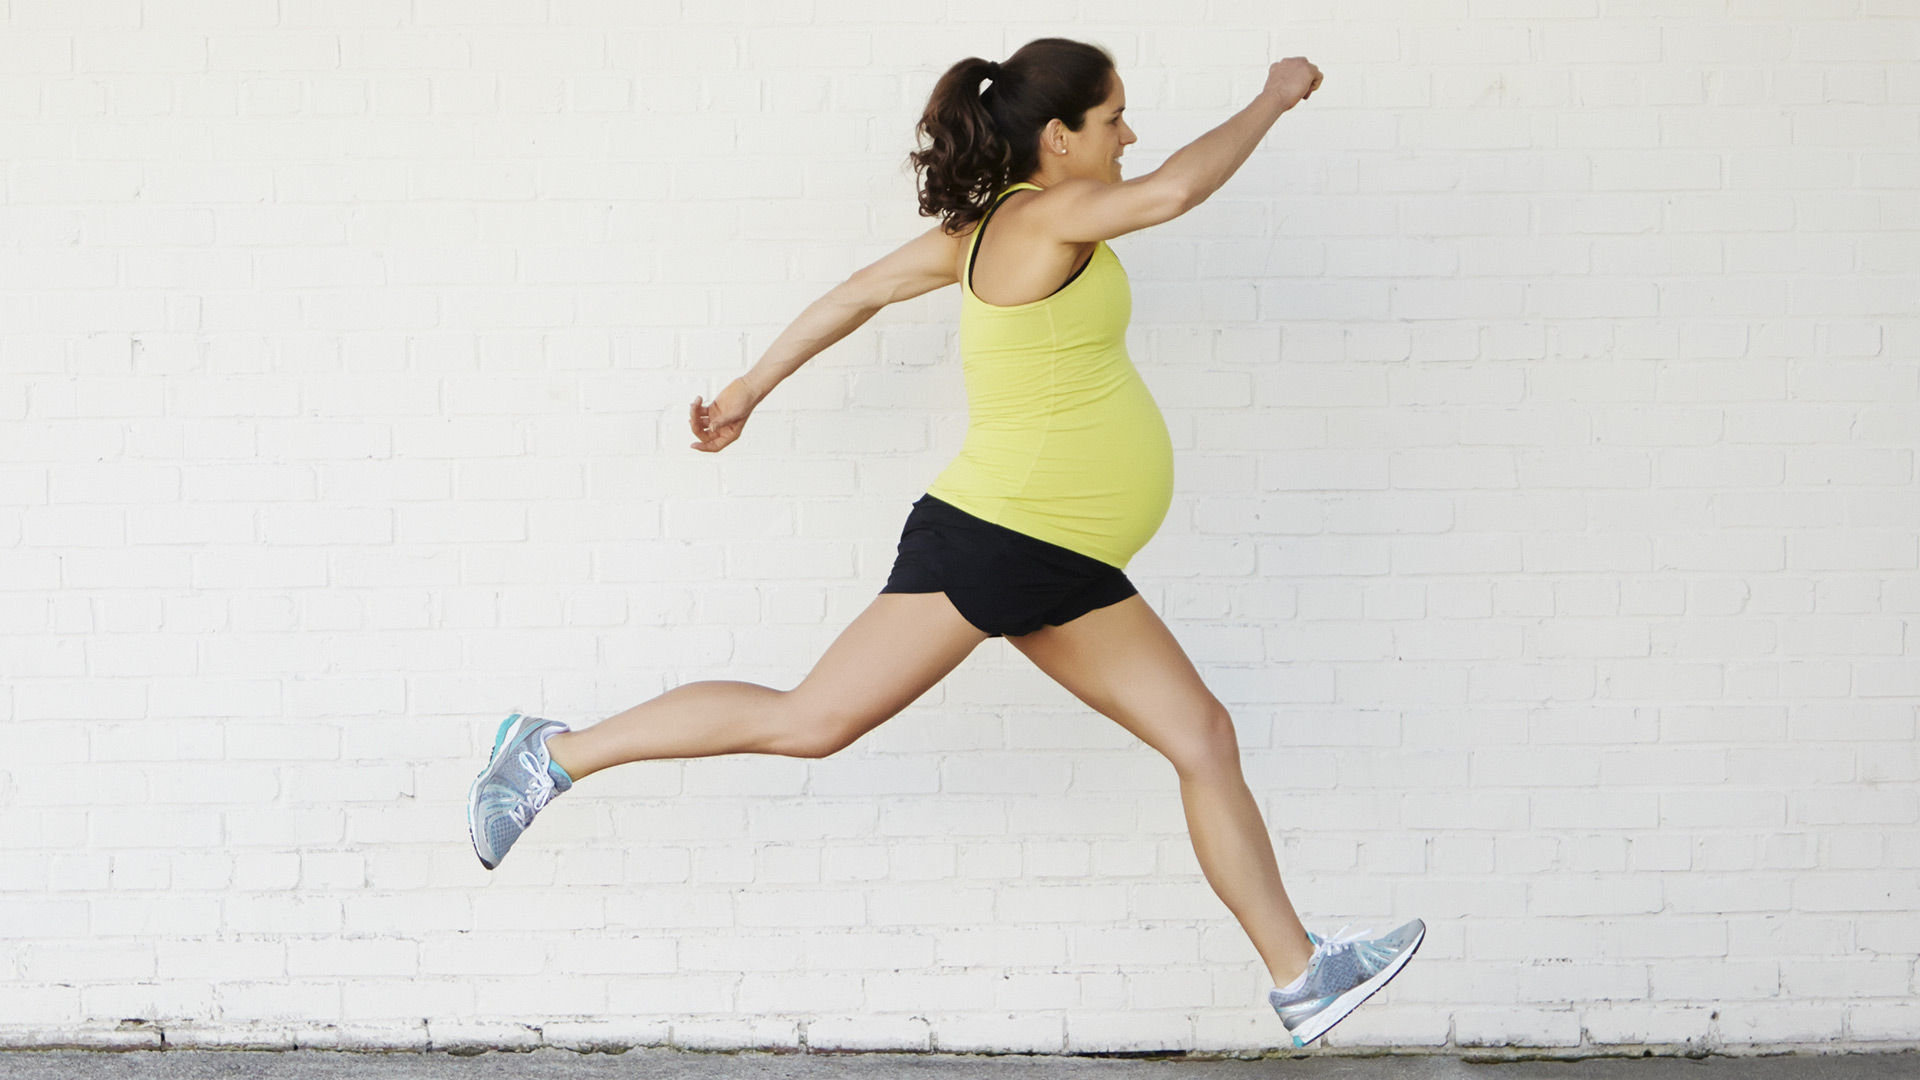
{"left": 909, "top": 37, "right": 1117, "bottom": 236}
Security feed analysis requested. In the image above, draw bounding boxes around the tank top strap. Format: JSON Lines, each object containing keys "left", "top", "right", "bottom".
{"left": 967, "top": 181, "right": 1047, "bottom": 294}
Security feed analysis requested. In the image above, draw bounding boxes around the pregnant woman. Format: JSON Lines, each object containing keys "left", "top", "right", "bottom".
{"left": 468, "top": 37, "right": 1422, "bottom": 1047}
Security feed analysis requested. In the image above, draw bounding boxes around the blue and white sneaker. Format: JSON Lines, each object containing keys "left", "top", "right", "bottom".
{"left": 1269, "top": 919, "right": 1425, "bottom": 1046}
{"left": 466, "top": 712, "right": 573, "bottom": 870}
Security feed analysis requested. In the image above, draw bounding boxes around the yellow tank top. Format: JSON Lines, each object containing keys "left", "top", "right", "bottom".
{"left": 925, "top": 181, "right": 1175, "bottom": 570}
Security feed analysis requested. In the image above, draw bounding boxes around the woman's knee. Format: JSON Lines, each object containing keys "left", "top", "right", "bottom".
{"left": 764, "top": 689, "right": 873, "bottom": 759}
{"left": 1161, "top": 707, "right": 1244, "bottom": 779}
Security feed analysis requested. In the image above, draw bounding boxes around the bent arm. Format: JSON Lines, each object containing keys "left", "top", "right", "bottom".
{"left": 742, "top": 224, "right": 960, "bottom": 398}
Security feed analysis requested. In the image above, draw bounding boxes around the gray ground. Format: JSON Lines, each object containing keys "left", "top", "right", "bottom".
{"left": 0, "top": 1049, "right": 1915, "bottom": 1080}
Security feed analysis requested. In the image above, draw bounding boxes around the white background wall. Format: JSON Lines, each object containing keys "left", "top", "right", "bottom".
{"left": 2, "top": 0, "right": 1916, "bottom": 1056}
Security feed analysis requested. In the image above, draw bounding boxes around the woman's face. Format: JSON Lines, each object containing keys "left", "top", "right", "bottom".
{"left": 1047, "top": 71, "right": 1136, "bottom": 185}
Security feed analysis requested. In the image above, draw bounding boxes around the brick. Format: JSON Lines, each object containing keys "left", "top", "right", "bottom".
{"left": 1715, "top": 1004, "right": 1846, "bottom": 1045}
{"left": 1454, "top": 1008, "right": 1583, "bottom": 1047}
{"left": 1540, "top": 24, "right": 1660, "bottom": 63}
{"left": 1583, "top": 1005, "right": 1713, "bottom": 1046}
{"left": 285, "top": 939, "right": 418, "bottom": 978}
{"left": 1665, "top": 874, "right": 1791, "bottom": 914}
{"left": 1851, "top": 1004, "right": 1920, "bottom": 1041}
{"left": 1652, "top": 959, "right": 1780, "bottom": 1001}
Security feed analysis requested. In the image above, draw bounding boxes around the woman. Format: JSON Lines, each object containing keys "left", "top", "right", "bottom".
{"left": 468, "top": 38, "right": 1421, "bottom": 1047}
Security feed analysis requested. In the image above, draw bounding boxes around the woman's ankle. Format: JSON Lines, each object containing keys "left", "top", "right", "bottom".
{"left": 1268, "top": 931, "right": 1317, "bottom": 988}
{"left": 544, "top": 730, "right": 589, "bottom": 780}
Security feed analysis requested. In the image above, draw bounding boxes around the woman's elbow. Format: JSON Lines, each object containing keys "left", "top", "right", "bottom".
{"left": 839, "top": 271, "right": 896, "bottom": 311}
{"left": 1161, "top": 175, "right": 1203, "bottom": 218}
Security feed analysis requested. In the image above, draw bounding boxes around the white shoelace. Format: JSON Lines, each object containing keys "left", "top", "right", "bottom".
{"left": 505, "top": 749, "right": 555, "bottom": 828}
{"left": 1319, "top": 922, "right": 1374, "bottom": 949}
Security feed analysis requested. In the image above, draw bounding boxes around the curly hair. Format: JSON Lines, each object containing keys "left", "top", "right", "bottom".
{"left": 909, "top": 37, "right": 1117, "bottom": 236}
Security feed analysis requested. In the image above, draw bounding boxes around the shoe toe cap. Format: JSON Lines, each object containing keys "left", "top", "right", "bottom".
{"left": 1384, "top": 918, "right": 1425, "bottom": 947}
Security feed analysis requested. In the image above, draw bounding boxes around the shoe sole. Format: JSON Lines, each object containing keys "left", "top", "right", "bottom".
{"left": 466, "top": 712, "right": 536, "bottom": 871}
{"left": 1288, "top": 921, "right": 1425, "bottom": 1047}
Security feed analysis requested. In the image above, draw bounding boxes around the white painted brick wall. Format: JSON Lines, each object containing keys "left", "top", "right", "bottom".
{"left": 1, "top": 0, "right": 1916, "bottom": 1057}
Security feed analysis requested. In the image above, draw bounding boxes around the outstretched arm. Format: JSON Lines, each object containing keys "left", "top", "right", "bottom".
{"left": 1028, "top": 58, "right": 1324, "bottom": 246}
{"left": 690, "top": 223, "right": 964, "bottom": 452}
{"left": 1158, "top": 58, "right": 1322, "bottom": 211}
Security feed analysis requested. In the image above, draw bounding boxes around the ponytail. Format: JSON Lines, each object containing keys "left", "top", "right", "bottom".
{"left": 909, "top": 38, "right": 1116, "bottom": 236}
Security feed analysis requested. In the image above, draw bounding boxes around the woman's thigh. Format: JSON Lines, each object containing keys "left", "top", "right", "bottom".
{"left": 1004, "top": 593, "right": 1239, "bottom": 773}
{"left": 783, "top": 590, "right": 991, "bottom": 756}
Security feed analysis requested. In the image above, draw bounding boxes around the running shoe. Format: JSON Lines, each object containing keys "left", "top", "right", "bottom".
{"left": 1269, "top": 918, "right": 1425, "bottom": 1047}
{"left": 466, "top": 712, "right": 572, "bottom": 870}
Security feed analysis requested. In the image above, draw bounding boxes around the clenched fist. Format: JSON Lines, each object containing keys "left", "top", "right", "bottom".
{"left": 1264, "top": 57, "right": 1323, "bottom": 110}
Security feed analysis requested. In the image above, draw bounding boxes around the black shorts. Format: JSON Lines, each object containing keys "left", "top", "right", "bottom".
{"left": 878, "top": 493, "right": 1139, "bottom": 638}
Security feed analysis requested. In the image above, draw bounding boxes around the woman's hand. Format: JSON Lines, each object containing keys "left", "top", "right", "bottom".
{"left": 1264, "top": 57, "right": 1323, "bottom": 111}
{"left": 689, "top": 376, "right": 763, "bottom": 452}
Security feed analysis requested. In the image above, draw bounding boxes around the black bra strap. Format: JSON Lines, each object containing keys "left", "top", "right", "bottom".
{"left": 1055, "top": 248, "right": 1092, "bottom": 294}
{"left": 966, "top": 188, "right": 1018, "bottom": 291}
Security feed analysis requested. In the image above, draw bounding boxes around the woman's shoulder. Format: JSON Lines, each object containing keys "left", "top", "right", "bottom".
{"left": 994, "top": 178, "right": 1106, "bottom": 228}
{"left": 989, "top": 183, "right": 1055, "bottom": 226}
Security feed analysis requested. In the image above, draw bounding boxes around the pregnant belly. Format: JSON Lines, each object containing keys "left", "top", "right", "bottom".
{"left": 930, "top": 375, "right": 1173, "bottom": 569}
